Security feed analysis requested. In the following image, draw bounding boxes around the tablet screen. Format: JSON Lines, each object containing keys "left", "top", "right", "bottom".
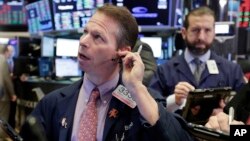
{"left": 182, "top": 87, "right": 233, "bottom": 125}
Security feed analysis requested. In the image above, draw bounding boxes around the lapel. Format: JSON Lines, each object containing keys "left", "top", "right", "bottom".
{"left": 102, "top": 76, "right": 127, "bottom": 141}
{"left": 57, "top": 80, "right": 82, "bottom": 141}
{"left": 174, "top": 55, "right": 196, "bottom": 85}
{"left": 102, "top": 96, "right": 127, "bottom": 141}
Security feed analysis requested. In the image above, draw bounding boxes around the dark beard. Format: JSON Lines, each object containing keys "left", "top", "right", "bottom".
{"left": 185, "top": 40, "right": 210, "bottom": 56}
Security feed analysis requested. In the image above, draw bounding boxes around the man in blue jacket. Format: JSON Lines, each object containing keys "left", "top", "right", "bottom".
{"left": 149, "top": 6, "right": 245, "bottom": 115}
{"left": 28, "top": 4, "right": 194, "bottom": 141}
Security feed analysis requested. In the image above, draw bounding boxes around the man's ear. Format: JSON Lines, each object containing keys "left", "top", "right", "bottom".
{"left": 181, "top": 27, "right": 187, "bottom": 40}
{"left": 119, "top": 46, "right": 131, "bottom": 52}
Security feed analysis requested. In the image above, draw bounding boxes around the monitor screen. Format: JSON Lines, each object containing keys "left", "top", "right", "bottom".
{"left": 215, "top": 24, "right": 229, "bottom": 34}
{"left": 55, "top": 57, "right": 82, "bottom": 78}
{"left": 0, "top": 0, "right": 27, "bottom": 31}
{"left": 25, "top": 0, "right": 53, "bottom": 34}
{"left": 41, "top": 36, "right": 55, "bottom": 57}
{"left": 56, "top": 38, "right": 79, "bottom": 57}
{"left": 140, "top": 37, "right": 162, "bottom": 58}
{"left": 38, "top": 57, "right": 53, "bottom": 77}
{"left": 105, "top": 0, "right": 171, "bottom": 31}
{"left": 52, "top": 0, "right": 104, "bottom": 31}
{"left": 215, "top": 22, "right": 235, "bottom": 36}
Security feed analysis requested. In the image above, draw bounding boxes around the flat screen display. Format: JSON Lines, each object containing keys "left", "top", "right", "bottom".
{"left": 215, "top": 22, "right": 235, "bottom": 36}
{"left": 55, "top": 57, "right": 82, "bottom": 78}
{"left": 105, "top": 0, "right": 170, "bottom": 30}
{"left": 56, "top": 38, "right": 79, "bottom": 57}
{"left": 41, "top": 36, "right": 55, "bottom": 57}
{"left": 0, "top": 0, "right": 26, "bottom": 25}
{"left": 38, "top": 57, "right": 53, "bottom": 77}
{"left": 215, "top": 24, "right": 229, "bottom": 34}
{"left": 25, "top": 0, "right": 53, "bottom": 34}
{"left": 52, "top": 0, "right": 104, "bottom": 31}
{"left": 0, "top": 0, "right": 27, "bottom": 31}
{"left": 140, "top": 37, "right": 162, "bottom": 58}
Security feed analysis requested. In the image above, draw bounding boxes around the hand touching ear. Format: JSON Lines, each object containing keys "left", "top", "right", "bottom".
{"left": 118, "top": 50, "right": 144, "bottom": 88}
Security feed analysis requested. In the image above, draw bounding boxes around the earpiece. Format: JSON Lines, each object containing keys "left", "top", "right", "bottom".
{"left": 111, "top": 57, "right": 122, "bottom": 63}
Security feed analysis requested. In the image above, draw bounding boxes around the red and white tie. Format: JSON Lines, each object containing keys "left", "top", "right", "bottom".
{"left": 78, "top": 88, "right": 100, "bottom": 141}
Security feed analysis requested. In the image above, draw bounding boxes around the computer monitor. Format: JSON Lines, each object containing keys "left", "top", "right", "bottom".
{"left": 215, "top": 22, "right": 235, "bottom": 36}
{"left": 38, "top": 57, "right": 53, "bottom": 77}
{"left": 55, "top": 57, "right": 82, "bottom": 78}
{"left": 140, "top": 37, "right": 162, "bottom": 58}
{"left": 52, "top": 0, "right": 104, "bottom": 31}
{"left": 105, "top": 0, "right": 171, "bottom": 31}
{"left": 41, "top": 36, "right": 55, "bottom": 57}
{"left": 56, "top": 38, "right": 79, "bottom": 57}
{"left": 25, "top": 0, "right": 53, "bottom": 34}
{"left": 0, "top": 0, "right": 27, "bottom": 32}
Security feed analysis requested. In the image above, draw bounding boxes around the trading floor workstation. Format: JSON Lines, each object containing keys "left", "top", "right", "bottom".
{"left": 0, "top": 0, "right": 250, "bottom": 140}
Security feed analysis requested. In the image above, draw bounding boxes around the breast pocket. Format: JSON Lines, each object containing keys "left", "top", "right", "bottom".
{"left": 203, "top": 74, "right": 227, "bottom": 88}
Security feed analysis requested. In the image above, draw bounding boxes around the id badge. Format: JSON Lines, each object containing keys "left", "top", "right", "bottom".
{"left": 112, "top": 85, "right": 137, "bottom": 108}
{"left": 207, "top": 60, "right": 219, "bottom": 74}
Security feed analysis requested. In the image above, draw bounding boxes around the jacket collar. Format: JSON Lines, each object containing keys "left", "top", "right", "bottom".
{"left": 173, "top": 51, "right": 223, "bottom": 86}
{"left": 102, "top": 74, "right": 129, "bottom": 140}
{"left": 57, "top": 79, "right": 83, "bottom": 141}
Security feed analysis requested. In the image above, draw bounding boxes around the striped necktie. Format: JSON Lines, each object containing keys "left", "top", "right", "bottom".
{"left": 193, "top": 58, "right": 202, "bottom": 83}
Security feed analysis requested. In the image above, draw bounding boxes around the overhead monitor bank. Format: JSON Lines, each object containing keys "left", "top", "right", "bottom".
{"left": 52, "top": 0, "right": 102, "bottom": 31}
{"left": 106, "top": 0, "right": 171, "bottom": 30}
{"left": 25, "top": 0, "right": 182, "bottom": 34}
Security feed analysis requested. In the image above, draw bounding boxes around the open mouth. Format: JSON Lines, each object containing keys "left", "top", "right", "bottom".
{"left": 79, "top": 53, "right": 90, "bottom": 60}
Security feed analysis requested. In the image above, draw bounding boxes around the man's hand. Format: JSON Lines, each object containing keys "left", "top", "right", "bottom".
{"left": 211, "top": 99, "right": 226, "bottom": 116}
{"left": 118, "top": 50, "right": 144, "bottom": 89}
{"left": 205, "top": 112, "right": 244, "bottom": 133}
{"left": 118, "top": 50, "right": 159, "bottom": 125}
{"left": 174, "top": 82, "right": 195, "bottom": 105}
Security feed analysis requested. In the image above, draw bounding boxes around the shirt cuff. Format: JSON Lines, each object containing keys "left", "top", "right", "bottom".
{"left": 166, "top": 94, "right": 186, "bottom": 112}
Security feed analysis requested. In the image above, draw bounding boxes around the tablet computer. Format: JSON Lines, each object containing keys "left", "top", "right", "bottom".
{"left": 182, "top": 87, "right": 234, "bottom": 125}
{"left": 187, "top": 122, "right": 229, "bottom": 141}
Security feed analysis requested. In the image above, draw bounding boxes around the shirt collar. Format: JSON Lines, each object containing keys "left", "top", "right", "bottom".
{"left": 184, "top": 48, "right": 211, "bottom": 64}
{"left": 82, "top": 73, "right": 119, "bottom": 101}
